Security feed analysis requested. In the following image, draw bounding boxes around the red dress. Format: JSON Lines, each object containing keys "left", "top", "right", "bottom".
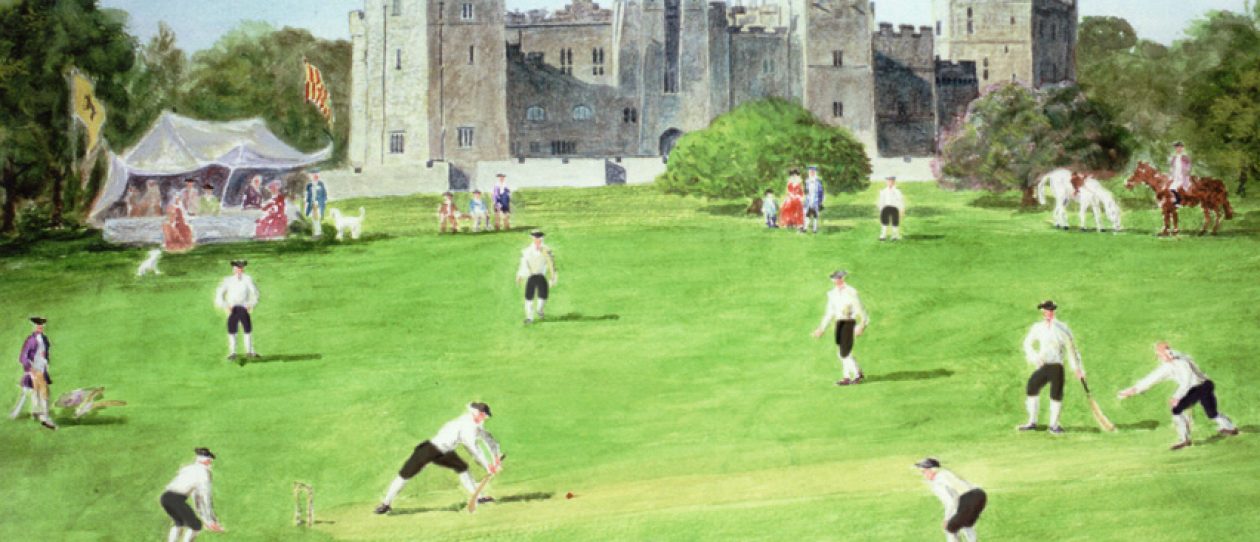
{"left": 162, "top": 206, "right": 195, "bottom": 253}
{"left": 779, "top": 180, "right": 805, "bottom": 228}
{"left": 255, "top": 195, "right": 288, "bottom": 240}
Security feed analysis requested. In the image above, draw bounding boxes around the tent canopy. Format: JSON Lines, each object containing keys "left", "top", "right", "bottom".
{"left": 90, "top": 112, "right": 330, "bottom": 224}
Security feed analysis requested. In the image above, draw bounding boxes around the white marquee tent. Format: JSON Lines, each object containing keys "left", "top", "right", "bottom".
{"left": 89, "top": 112, "right": 331, "bottom": 225}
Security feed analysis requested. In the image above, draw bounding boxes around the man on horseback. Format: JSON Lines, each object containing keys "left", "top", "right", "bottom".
{"left": 1168, "top": 142, "right": 1192, "bottom": 208}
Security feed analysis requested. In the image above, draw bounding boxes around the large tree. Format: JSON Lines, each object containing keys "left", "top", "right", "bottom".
{"left": 0, "top": 0, "right": 136, "bottom": 233}
{"left": 938, "top": 83, "right": 1133, "bottom": 206}
{"left": 657, "top": 99, "right": 871, "bottom": 199}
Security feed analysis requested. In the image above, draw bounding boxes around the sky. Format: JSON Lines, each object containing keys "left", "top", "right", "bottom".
{"left": 101, "top": 0, "right": 1252, "bottom": 53}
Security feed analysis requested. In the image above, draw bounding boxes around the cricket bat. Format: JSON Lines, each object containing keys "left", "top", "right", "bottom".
{"left": 467, "top": 455, "right": 504, "bottom": 514}
{"left": 1081, "top": 379, "right": 1117, "bottom": 432}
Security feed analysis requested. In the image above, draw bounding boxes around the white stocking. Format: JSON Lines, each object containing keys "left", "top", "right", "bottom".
{"left": 244, "top": 333, "right": 254, "bottom": 354}
{"left": 383, "top": 476, "right": 407, "bottom": 506}
{"left": 880, "top": 226, "right": 888, "bottom": 239}
{"left": 168, "top": 526, "right": 181, "bottom": 542}
{"left": 524, "top": 301, "right": 534, "bottom": 320}
{"left": 226, "top": 334, "right": 236, "bottom": 355}
{"left": 535, "top": 298, "right": 545, "bottom": 316}
{"left": 1049, "top": 400, "right": 1062, "bottom": 427}
{"left": 1173, "top": 413, "right": 1191, "bottom": 441}
{"left": 1025, "top": 396, "right": 1039, "bottom": 425}
{"left": 459, "top": 471, "right": 479, "bottom": 494}
{"left": 892, "top": 226, "right": 901, "bottom": 239}
{"left": 962, "top": 526, "right": 977, "bottom": 541}
{"left": 837, "top": 351, "right": 850, "bottom": 379}
{"left": 841, "top": 356, "right": 860, "bottom": 379}
{"left": 1214, "top": 414, "right": 1237, "bottom": 431}
{"left": 10, "top": 387, "right": 30, "bottom": 419}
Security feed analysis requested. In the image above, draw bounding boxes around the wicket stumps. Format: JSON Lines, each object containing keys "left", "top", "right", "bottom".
{"left": 293, "top": 481, "right": 314, "bottom": 527}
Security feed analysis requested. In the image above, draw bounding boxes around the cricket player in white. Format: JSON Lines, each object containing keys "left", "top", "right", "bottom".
{"left": 1019, "top": 300, "right": 1084, "bottom": 434}
{"left": 813, "top": 270, "right": 870, "bottom": 386}
{"left": 213, "top": 260, "right": 260, "bottom": 359}
{"left": 160, "top": 448, "right": 223, "bottom": 542}
{"left": 916, "top": 458, "right": 986, "bottom": 542}
{"left": 517, "top": 230, "right": 557, "bottom": 324}
{"left": 877, "top": 176, "right": 905, "bottom": 241}
{"left": 375, "top": 402, "right": 503, "bottom": 514}
{"left": 1118, "top": 342, "right": 1240, "bottom": 450}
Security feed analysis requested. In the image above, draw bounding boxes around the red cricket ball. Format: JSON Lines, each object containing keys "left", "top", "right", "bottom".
{"left": 565, "top": 492, "right": 575, "bottom": 500}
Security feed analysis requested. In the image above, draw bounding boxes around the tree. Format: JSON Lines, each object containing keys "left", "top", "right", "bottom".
{"left": 0, "top": 0, "right": 136, "bottom": 233}
{"left": 657, "top": 99, "right": 871, "bottom": 199}
{"left": 1078, "top": 16, "right": 1137, "bottom": 58}
{"left": 938, "top": 83, "right": 1133, "bottom": 206}
{"left": 181, "top": 22, "right": 351, "bottom": 164}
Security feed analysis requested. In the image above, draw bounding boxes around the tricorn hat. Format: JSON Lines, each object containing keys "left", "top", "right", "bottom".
{"left": 530, "top": 230, "right": 545, "bottom": 238}
{"left": 30, "top": 317, "right": 47, "bottom": 325}
{"left": 195, "top": 447, "right": 217, "bottom": 459}
{"left": 230, "top": 260, "right": 248, "bottom": 268}
{"left": 830, "top": 270, "right": 848, "bottom": 280}
{"left": 496, "top": 173, "right": 506, "bottom": 178}
{"left": 1173, "top": 141, "right": 1184, "bottom": 147}
{"left": 309, "top": 167, "right": 321, "bottom": 173}
{"left": 886, "top": 176, "right": 897, "bottom": 181}
{"left": 469, "top": 402, "right": 492, "bottom": 417}
{"left": 1037, "top": 300, "right": 1058, "bottom": 311}
{"left": 807, "top": 165, "right": 818, "bottom": 171}
{"left": 914, "top": 457, "right": 941, "bottom": 469}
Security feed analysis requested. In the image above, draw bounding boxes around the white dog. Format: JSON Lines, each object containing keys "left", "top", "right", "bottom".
{"left": 136, "top": 249, "right": 162, "bottom": 276}
{"left": 328, "top": 207, "right": 366, "bottom": 240}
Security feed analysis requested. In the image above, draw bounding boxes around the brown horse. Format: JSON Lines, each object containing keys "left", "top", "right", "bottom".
{"left": 1124, "top": 161, "right": 1234, "bottom": 236}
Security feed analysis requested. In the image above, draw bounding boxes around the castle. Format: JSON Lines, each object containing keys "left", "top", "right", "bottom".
{"left": 347, "top": 0, "right": 1076, "bottom": 183}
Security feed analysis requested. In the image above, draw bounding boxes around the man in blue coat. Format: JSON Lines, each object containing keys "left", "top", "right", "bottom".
{"left": 304, "top": 168, "right": 328, "bottom": 220}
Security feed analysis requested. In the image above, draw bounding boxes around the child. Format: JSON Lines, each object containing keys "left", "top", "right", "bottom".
{"left": 437, "top": 192, "right": 460, "bottom": 233}
{"left": 762, "top": 189, "right": 778, "bottom": 228}
{"left": 469, "top": 190, "right": 489, "bottom": 232}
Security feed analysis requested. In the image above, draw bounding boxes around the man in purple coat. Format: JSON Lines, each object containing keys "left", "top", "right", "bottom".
{"left": 10, "top": 317, "right": 56, "bottom": 430}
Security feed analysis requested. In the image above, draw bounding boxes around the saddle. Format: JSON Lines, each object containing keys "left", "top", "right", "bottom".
{"left": 1070, "top": 173, "right": 1088, "bottom": 196}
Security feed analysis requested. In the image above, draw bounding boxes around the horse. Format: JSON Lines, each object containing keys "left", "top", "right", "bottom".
{"left": 1036, "top": 168, "right": 1123, "bottom": 232}
{"left": 1124, "top": 161, "right": 1233, "bottom": 236}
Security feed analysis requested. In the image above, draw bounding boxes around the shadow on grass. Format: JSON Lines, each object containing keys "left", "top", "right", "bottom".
{"left": 390, "top": 502, "right": 466, "bottom": 515}
{"left": 498, "top": 492, "right": 554, "bottom": 503}
{"left": 864, "top": 368, "right": 953, "bottom": 383}
{"left": 1198, "top": 425, "right": 1257, "bottom": 446}
{"left": 699, "top": 203, "right": 755, "bottom": 217}
{"left": 1116, "top": 419, "right": 1160, "bottom": 431}
{"left": 390, "top": 492, "right": 553, "bottom": 516}
{"left": 903, "top": 234, "right": 946, "bottom": 241}
{"left": 55, "top": 415, "right": 128, "bottom": 426}
{"left": 238, "top": 353, "right": 323, "bottom": 366}
{"left": 538, "top": 313, "right": 620, "bottom": 324}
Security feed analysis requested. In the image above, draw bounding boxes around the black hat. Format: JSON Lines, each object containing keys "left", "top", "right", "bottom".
{"left": 496, "top": 173, "right": 506, "bottom": 178}
{"left": 184, "top": 178, "right": 196, "bottom": 184}
{"left": 830, "top": 270, "right": 848, "bottom": 280}
{"left": 230, "top": 260, "right": 248, "bottom": 268}
{"left": 1037, "top": 300, "right": 1057, "bottom": 311}
{"left": 789, "top": 168, "right": 801, "bottom": 176}
{"left": 915, "top": 457, "right": 940, "bottom": 469}
{"left": 195, "top": 447, "right": 217, "bottom": 459}
{"left": 1173, "top": 141, "right": 1184, "bottom": 147}
{"left": 443, "top": 191, "right": 454, "bottom": 197}
{"left": 469, "top": 402, "right": 492, "bottom": 417}
{"left": 472, "top": 189, "right": 482, "bottom": 194}
{"left": 309, "top": 167, "right": 321, "bottom": 173}
{"left": 203, "top": 183, "right": 215, "bottom": 190}
{"left": 530, "top": 230, "right": 545, "bottom": 238}
{"left": 30, "top": 317, "right": 47, "bottom": 325}
{"left": 886, "top": 176, "right": 897, "bottom": 181}
{"left": 807, "top": 165, "right": 818, "bottom": 171}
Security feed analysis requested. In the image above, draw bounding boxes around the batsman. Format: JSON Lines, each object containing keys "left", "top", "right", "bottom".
{"left": 1017, "top": 300, "right": 1086, "bottom": 434}
{"left": 374, "top": 402, "right": 503, "bottom": 515}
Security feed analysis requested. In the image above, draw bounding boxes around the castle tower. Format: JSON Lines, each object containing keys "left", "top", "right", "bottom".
{"left": 802, "top": 0, "right": 876, "bottom": 149}
{"left": 932, "top": 0, "right": 1076, "bottom": 91}
{"left": 347, "top": 0, "right": 509, "bottom": 180}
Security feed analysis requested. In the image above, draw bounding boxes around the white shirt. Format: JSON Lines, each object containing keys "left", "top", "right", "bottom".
{"left": 430, "top": 413, "right": 502, "bottom": 470}
{"left": 877, "top": 187, "right": 905, "bottom": 212}
{"left": 1022, "top": 319, "right": 1083, "bottom": 373}
{"left": 818, "top": 285, "right": 869, "bottom": 330}
{"left": 31, "top": 332, "right": 48, "bottom": 372}
{"left": 1131, "top": 350, "right": 1209, "bottom": 400}
{"left": 165, "top": 462, "right": 218, "bottom": 524}
{"left": 215, "top": 274, "right": 260, "bottom": 309}
{"left": 1171, "top": 154, "right": 1191, "bottom": 188}
{"left": 926, "top": 468, "right": 976, "bottom": 519}
{"left": 517, "top": 244, "right": 556, "bottom": 279}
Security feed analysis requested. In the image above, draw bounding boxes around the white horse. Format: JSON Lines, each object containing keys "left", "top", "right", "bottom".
{"left": 1036, "top": 168, "right": 1123, "bottom": 232}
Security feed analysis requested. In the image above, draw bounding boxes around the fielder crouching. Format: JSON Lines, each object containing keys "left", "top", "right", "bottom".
{"left": 375, "top": 402, "right": 502, "bottom": 514}
{"left": 916, "top": 458, "right": 986, "bottom": 542}
{"left": 1118, "top": 342, "right": 1240, "bottom": 450}
{"left": 160, "top": 447, "right": 223, "bottom": 541}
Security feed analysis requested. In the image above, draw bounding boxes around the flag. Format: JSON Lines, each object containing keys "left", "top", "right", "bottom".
{"left": 304, "top": 60, "right": 333, "bottom": 125}
{"left": 70, "top": 68, "right": 106, "bottom": 153}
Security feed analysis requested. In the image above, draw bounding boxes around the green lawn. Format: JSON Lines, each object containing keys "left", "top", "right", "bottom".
{"left": 2, "top": 181, "right": 1259, "bottom": 541}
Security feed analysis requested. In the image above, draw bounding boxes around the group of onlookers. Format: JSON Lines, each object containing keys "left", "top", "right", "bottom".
{"left": 760, "top": 169, "right": 906, "bottom": 241}
{"left": 437, "top": 173, "right": 514, "bottom": 233}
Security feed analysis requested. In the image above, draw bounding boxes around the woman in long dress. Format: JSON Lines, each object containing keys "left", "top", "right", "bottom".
{"left": 162, "top": 201, "right": 195, "bottom": 253}
{"left": 779, "top": 168, "right": 806, "bottom": 230}
{"left": 254, "top": 181, "right": 288, "bottom": 240}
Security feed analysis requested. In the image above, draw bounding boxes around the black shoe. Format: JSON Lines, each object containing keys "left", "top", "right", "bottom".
{"left": 1219, "top": 428, "right": 1240, "bottom": 437}
{"left": 40, "top": 419, "right": 57, "bottom": 431}
{"left": 1016, "top": 423, "right": 1037, "bottom": 432}
{"left": 1048, "top": 425, "right": 1065, "bottom": 435}
{"left": 835, "top": 378, "right": 852, "bottom": 386}
{"left": 248, "top": 352, "right": 260, "bottom": 358}
{"left": 374, "top": 504, "right": 392, "bottom": 515}
{"left": 524, "top": 318, "right": 533, "bottom": 325}
{"left": 227, "top": 354, "right": 237, "bottom": 361}
{"left": 476, "top": 496, "right": 495, "bottom": 504}
{"left": 1170, "top": 440, "right": 1192, "bottom": 451}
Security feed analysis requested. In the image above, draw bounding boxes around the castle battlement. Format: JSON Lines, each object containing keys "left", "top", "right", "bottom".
{"left": 876, "top": 22, "right": 933, "bottom": 38}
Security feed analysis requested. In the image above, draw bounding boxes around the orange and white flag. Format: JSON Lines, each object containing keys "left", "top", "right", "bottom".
{"left": 304, "top": 60, "right": 333, "bottom": 125}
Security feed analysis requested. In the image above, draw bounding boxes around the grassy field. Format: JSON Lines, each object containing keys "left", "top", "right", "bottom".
{"left": 2, "top": 180, "right": 1259, "bottom": 541}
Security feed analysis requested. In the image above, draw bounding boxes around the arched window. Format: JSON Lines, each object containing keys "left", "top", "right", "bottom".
{"left": 573, "top": 105, "right": 593, "bottom": 121}
{"left": 526, "top": 106, "right": 546, "bottom": 122}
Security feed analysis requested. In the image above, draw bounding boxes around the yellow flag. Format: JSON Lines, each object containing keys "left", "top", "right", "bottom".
{"left": 70, "top": 69, "right": 106, "bottom": 152}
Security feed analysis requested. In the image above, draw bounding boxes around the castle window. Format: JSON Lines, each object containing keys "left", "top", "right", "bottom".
{"left": 468, "top": 45, "right": 475, "bottom": 65}
{"left": 1011, "top": 73, "right": 1017, "bottom": 82}
{"left": 396, "top": 49, "right": 402, "bottom": 70}
{"left": 550, "top": 141, "right": 576, "bottom": 155}
{"left": 936, "top": 21, "right": 941, "bottom": 36}
{"left": 560, "top": 48, "right": 573, "bottom": 75}
{"left": 526, "top": 106, "right": 546, "bottom": 122}
{"left": 389, "top": 131, "right": 405, "bottom": 154}
{"left": 1051, "top": 23, "right": 1057, "bottom": 40}
{"left": 460, "top": 3, "right": 474, "bottom": 21}
{"left": 832, "top": 101, "right": 843, "bottom": 118}
{"left": 392, "top": 0, "right": 402, "bottom": 16}
{"left": 529, "top": 142, "right": 542, "bottom": 153}
{"left": 527, "top": 52, "right": 544, "bottom": 64}
{"left": 663, "top": 0, "right": 681, "bottom": 93}
{"left": 967, "top": 7, "right": 974, "bottom": 35}
{"left": 623, "top": 107, "right": 638, "bottom": 123}
{"left": 592, "top": 48, "right": 605, "bottom": 75}
{"left": 458, "top": 126, "right": 474, "bottom": 148}
{"left": 1010, "top": 15, "right": 1015, "bottom": 26}
{"left": 762, "top": 57, "right": 774, "bottom": 75}
{"left": 1004, "top": 45, "right": 1009, "bottom": 54}
{"left": 438, "top": 2, "right": 444, "bottom": 20}
{"left": 573, "top": 105, "right": 593, "bottom": 121}
{"left": 832, "top": 50, "right": 843, "bottom": 67}
{"left": 983, "top": 69, "right": 989, "bottom": 80}
{"left": 983, "top": 57, "right": 989, "bottom": 68}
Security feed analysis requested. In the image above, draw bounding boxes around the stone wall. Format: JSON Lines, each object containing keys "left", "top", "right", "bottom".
{"left": 873, "top": 23, "right": 936, "bottom": 157}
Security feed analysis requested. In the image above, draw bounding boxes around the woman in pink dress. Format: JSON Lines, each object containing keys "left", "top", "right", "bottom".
{"left": 779, "top": 168, "right": 806, "bottom": 230}
{"left": 254, "top": 181, "right": 288, "bottom": 240}
{"left": 162, "top": 202, "right": 196, "bottom": 253}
